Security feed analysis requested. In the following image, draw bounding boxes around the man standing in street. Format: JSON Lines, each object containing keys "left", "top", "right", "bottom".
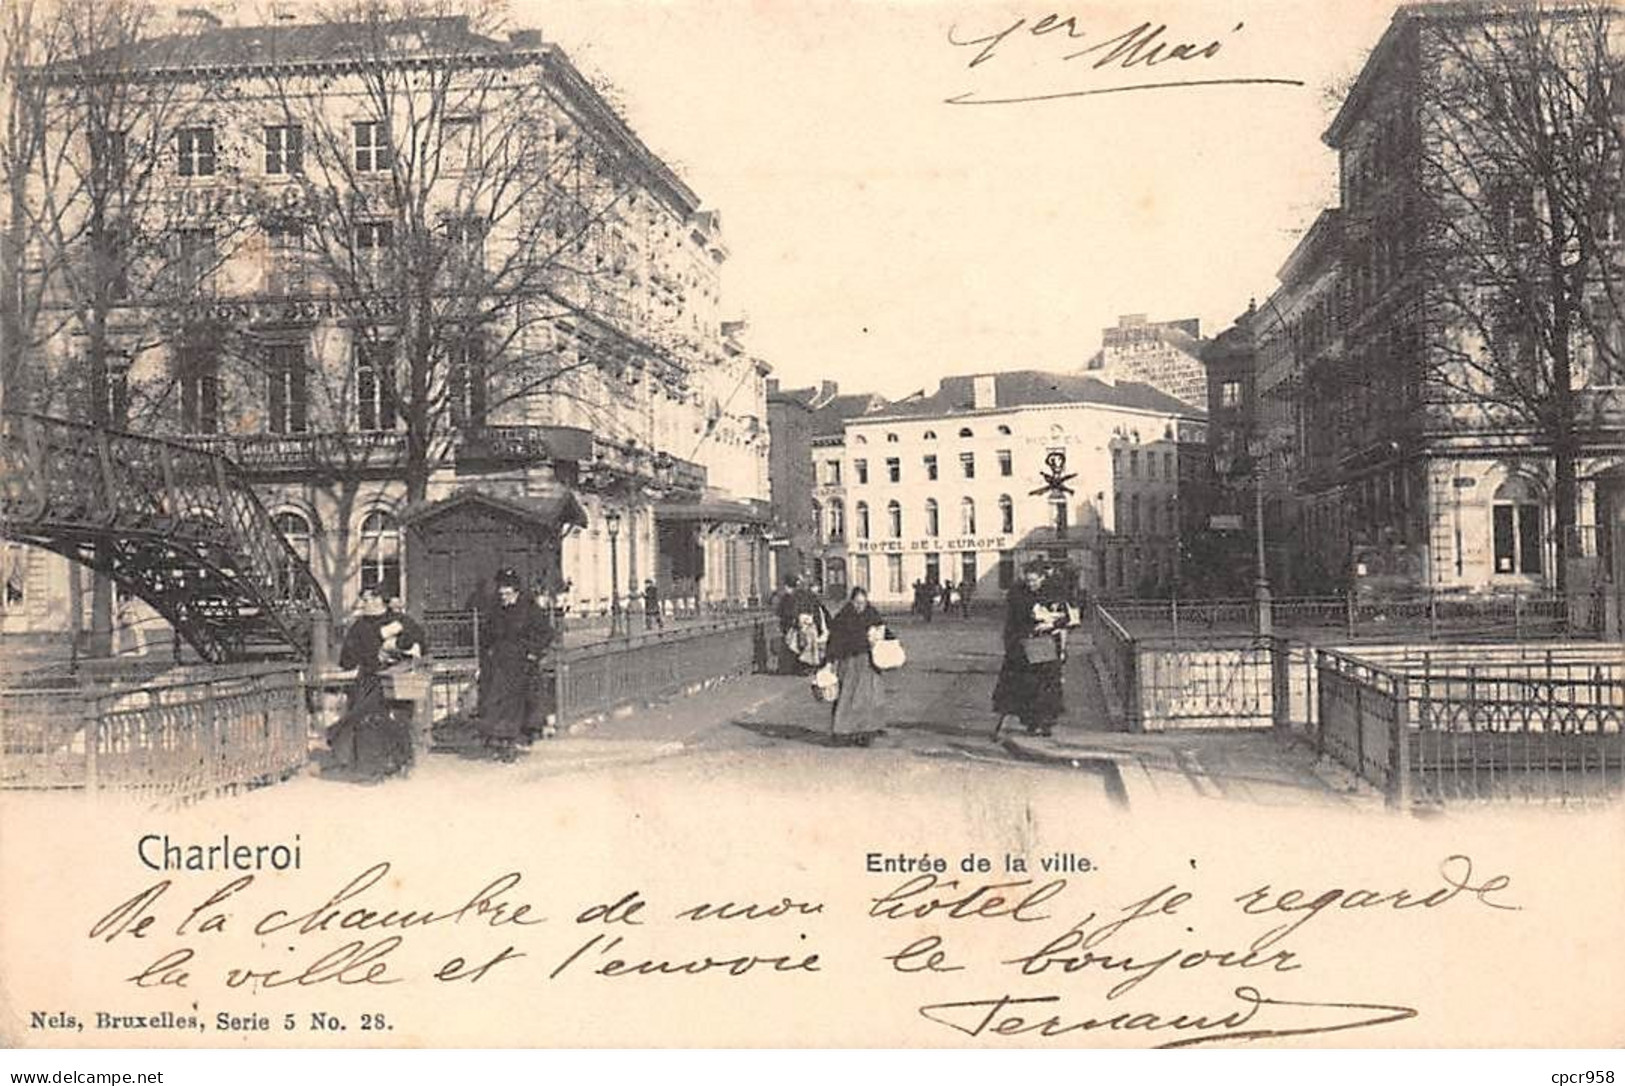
{"left": 643, "top": 578, "right": 664, "bottom": 629}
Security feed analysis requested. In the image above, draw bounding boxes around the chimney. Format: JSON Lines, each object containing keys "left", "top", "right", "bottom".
{"left": 972, "top": 375, "right": 997, "bottom": 410}
{"left": 509, "top": 28, "right": 542, "bottom": 47}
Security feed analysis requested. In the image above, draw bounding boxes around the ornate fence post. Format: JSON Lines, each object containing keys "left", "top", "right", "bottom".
{"left": 1389, "top": 676, "right": 1413, "bottom": 810}
{"left": 1271, "top": 636, "right": 1291, "bottom": 730}
{"left": 83, "top": 694, "right": 99, "bottom": 794}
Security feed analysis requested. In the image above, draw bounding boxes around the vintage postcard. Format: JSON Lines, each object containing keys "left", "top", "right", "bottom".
{"left": 0, "top": 0, "right": 1622, "bottom": 1054}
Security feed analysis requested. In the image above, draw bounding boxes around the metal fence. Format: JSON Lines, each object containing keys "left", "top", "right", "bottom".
{"left": 1105, "top": 592, "right": 1582, "bottom": 642}
{"left": 0, "top": 663, "right": 308, "bottom": 798}
{"left": 1311, "top": 647, "right": 1623, "bottom": 807}
{"left": 315, "top": 612, "right": 772, "bottom": 737}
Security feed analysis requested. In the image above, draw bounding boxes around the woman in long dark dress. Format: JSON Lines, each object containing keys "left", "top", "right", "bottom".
{"left": 477, "top": 567, "right": 555, "bottom": 762}
{"left": 992, "top": 565, "right": 1066, "bottom": 737}
{"left": 330, "top": 589, "right": 415, "bottom": 781}
{"left": 827, "top": 587, "right": 887, "bottom": 747}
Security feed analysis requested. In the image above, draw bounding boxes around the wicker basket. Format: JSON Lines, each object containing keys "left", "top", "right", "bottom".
{"left": 381, "top": 664, "right": 431, "bottom": 702}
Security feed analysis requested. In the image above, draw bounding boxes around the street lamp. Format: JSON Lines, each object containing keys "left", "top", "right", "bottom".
{"left": 1247, "top": 439, "right": 1273, "bottom": 637}
{"left": 605, "top": 508, "right": 622, "bottom": 638}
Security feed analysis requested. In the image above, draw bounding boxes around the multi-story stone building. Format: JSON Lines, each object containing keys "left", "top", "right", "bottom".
{"left": 2, "top": 12, "right": 771, "bottom": 648}
{"left": 806, "top": 371, "right": 1206, "bottom": 607}
{"left": 1084, "top": 314, "right": 1209, "bottom": 411}
{"left": 1209, "top": 3, "right": 1624, "bottom": 609}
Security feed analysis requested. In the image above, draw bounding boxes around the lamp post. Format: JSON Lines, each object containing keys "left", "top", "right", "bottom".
{"left": 1248, "top": 439, "right": 1273, "bottom": 637}
{"left": 605, "top": 508, "right": 622, "bottom": 638}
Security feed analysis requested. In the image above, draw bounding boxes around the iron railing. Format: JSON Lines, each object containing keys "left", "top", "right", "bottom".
{"left": 1104, "top": 592, "right": 1584, "bottom": 642}
{"left": 317, "top": 612, "right": 772, "bottom": 735}
{"left": 0, "top": 412, "right": 330, "bottom": 661}
{"left": 0, "top": 663, "right": 309, "bottom": 798}
{"left": 1311, "top": 647, "right": 1623, "bottom": 807}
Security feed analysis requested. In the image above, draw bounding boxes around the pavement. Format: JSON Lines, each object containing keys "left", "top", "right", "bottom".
{"left": 321, "top": 612, "right": 1371, "bottom": 812}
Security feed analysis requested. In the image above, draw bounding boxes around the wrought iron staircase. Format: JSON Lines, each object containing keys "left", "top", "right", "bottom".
{"left": 0, "top": 412, "right": 330, "bottom": 663}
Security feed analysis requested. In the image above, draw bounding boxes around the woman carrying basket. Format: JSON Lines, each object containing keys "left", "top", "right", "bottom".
{"left": 992, "top": 564, "right": 1071, "bottom": 738}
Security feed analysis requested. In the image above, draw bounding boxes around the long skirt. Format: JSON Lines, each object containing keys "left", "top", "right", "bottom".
{"left": 992, "top": 654, "right": 1065, "bottom": 727}
{"left": 478, "top": 654, "right": 532, "bottom": 741}
{"left": 329, "top": 674, "right": 413, "bottom": 780}
{"left": 831, "top": 655, "right": 886, "bottom": 737}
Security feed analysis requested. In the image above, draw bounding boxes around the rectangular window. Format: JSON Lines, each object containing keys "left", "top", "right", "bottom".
{"left": 823, "top": 460, "right": 841, "bottom": 486}
{"left": 354, "top": 120, "right": 392, "bottom": 173}
{"left": 174, "top": 227, "right": 217, "bottom": 295}
{"left": 1147, "top": 453, "right": 1157, "bottom": 480}
{"left": 444, "top": 217, "right": 486, "bottom": 274}
{"left": 887, "top": 554, "right": 904, "bottom": 595}
{"left": 440, "top": 116, "right": 477, "bottom": 172}
{"left": 925, "top": 553, "right": 941, "bottom": 585}
{"left": 997, "top": 551, "right": 1015, "bottom": 590}
{"left": 886, "top": 457, "right": 901, "bottom": 484}
{"left": 855, "top": 459, "right": 869, "bottom": 485}
{"left": 90, "top": 128, "right": 126, "bottom": 181}
{"left": 264, "top": 124, "right": 303, "bottom": 174}
{"left": 960, "top": 551, "right": 978, "bottom": 588}
{"left": 1221, "top": 380, "right": 1242, "bottom": 409}
{"left": 960, "top": 451, "right": 975, "bottom": 479}
{"left": 265, "top": 220, "right": 307, "bottom": 294}
{"left": 177, "top": 126, "right": 215, "bottom": 176}
{"left": 356, "top": 221, "right": 393, "bottom": 279}
{"left": 853, "top": 555, "right": 871, "bottom": 592}
{"left": 448, "top": 338, "right": 487, "bottom": 428}
{"left": 266, "top": 342, "right": 307, "bottom": 434}
{"left": 1130, "top": 449, "right": 1140, "bottom": 477}
{"left": 997, "top": 449, "right": 1012, "bottom": 477}
{"left": 356, "top": 340, "right": 397, "bottom": 432}
{"left": 178, "top": 344, "right": 219, "bottom": 434}
{"left": 97, "top": 354, "right": 130, "bottom": 425}
{"left": 924, "top": 454, "right": 938, "bottom": 481}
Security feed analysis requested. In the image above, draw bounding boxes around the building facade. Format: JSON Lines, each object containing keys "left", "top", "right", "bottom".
{"left": 1210, "top": 3, "right": 1624, "bottom": 605}
{"left": 807, "top": 371, "right": 1207, "bottom": 607}
{"left": 3, "top": 13, "right": 771, "bottom": 648}
{"left": 1085, "top": 314, "right": 1209, "bottom": 411}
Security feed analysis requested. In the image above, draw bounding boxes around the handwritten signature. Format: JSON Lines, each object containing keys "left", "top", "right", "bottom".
{"left": 919, "top": 986, "right": 1419, "bottom": 1046}
{"left": 944, "top": 13, "right": 1304, "bottom": 105}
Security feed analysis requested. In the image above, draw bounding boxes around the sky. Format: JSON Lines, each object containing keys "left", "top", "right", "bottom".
{"left": 329, "top": 0, "right": 1404, "bottom": 397}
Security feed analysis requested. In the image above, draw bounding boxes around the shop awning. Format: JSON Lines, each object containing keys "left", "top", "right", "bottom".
{"left": 400, "top": 487, "right": 589, "bottom": 531}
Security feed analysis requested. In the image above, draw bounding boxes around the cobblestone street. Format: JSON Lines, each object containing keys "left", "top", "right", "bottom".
{"left": 258, "top": 614, "right": 1360, "bottom": 814}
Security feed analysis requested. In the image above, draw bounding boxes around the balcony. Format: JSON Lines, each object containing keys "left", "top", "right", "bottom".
{"left": 581, "top": 437, "right": 707, "bottom": 496}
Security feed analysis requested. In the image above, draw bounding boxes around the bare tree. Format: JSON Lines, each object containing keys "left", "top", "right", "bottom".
{"left": 12, "top": 0, "right": 256, "bottom": 652}
{"left": 1415, "top": 1, "right": 1623, "bottom": 592}
{"left": 253, "top": 0, "right": 697, "bottom": 506}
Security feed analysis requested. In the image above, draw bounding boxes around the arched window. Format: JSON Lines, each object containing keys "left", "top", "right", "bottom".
{"left": 855, "top": 501, "right": 871, "bottom": 540}
{"left": 885, "top": 432, "right": 899, "bottom": 444}
{"left": 853, "top": 434, "right": 867, "bottom": 445}
{"left": 997, "top": 424, "right": 1012, "bottom": 436}
{"left": 273, "top": 511, "right": 312, "bottom": 599}
{"left": 812, "top": 499, "right": 823, "bottom": 544}
{"left": 358, "top": 510, "right": 401, "bottom": 601}
{"left": 958, "top": 427, "right": 974, "bottom": 439}
{"left": 960, "top": 497, "right": 976, "bottom": 535}
{"left": 1491, "top": 477, "right": 1544, "bottom": 575}
{"left": 887, "top": 500, "right": 902, "bottom": 538}
{"left": 828, "top": 498, "right": 845, "bottom": 541}
{"left": 925, "top": 498, "right": 940, "bottom": 537}
{"left": 999, "top": 495, "right": 1014, "bottom": 534}
{"left": 922, "top": 430, "right": 937, "bottom": 441}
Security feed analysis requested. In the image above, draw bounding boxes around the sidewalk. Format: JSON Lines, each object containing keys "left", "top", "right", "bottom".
{"left": 1001, "top": 648, "right": 1374, "bottom": 807}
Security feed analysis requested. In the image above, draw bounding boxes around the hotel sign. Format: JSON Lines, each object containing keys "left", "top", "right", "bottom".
{"left": 850, "top": 536, "right": 1010, "bottom": 554}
